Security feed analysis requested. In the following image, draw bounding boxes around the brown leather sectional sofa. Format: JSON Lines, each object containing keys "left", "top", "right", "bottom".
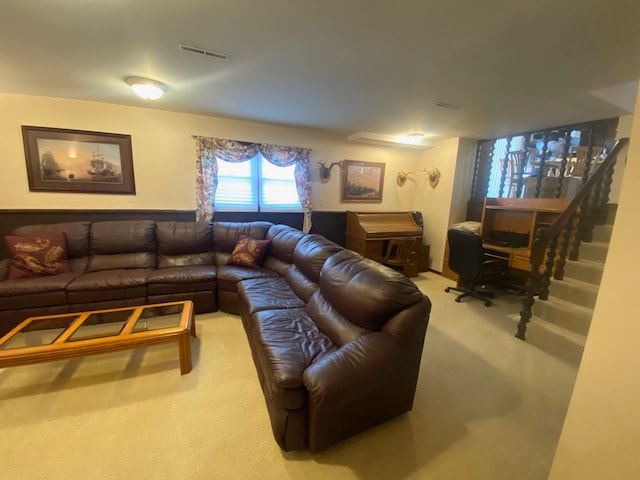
{"left": 0, "top": 219, "right": 432, "bottom": 453}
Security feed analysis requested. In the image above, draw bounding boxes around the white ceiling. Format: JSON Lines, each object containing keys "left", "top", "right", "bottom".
{"left": 2, "top": 0, "right": 640, "bottom": 142}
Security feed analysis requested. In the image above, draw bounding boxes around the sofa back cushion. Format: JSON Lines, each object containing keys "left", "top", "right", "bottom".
{"left": 316, "top": 249, "right": 425, "bottom": 331}
{"left": 12, "top": 221, "right": 91, "bottom": 272}
{"left": 283, "top": 234, "right": 343, "bottom": 302}
{"left": 87, "top": 220, "right": 156, "bottom": 272}
{"left": 265, "top": 224, "right": 306, "bottom": 264}
{"left": 156, "top": 221, "right": 213, "bottom": 268}
{"left": 292, "top": 234, "right": 342, "bottom": 284}
{"left": 306, "top": 290, "right": 370, "bottom": 347}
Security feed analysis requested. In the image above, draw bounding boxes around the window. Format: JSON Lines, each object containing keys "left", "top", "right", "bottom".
{"left": 214, "top": 153, "right": 302, "bottom": 212}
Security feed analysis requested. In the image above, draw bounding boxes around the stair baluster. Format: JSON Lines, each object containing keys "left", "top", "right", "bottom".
{"left": 553, "top": 219, "right": 575, "bottom": 281}
{"left": 538, "top": 232, "right": 559, "bottom": 301}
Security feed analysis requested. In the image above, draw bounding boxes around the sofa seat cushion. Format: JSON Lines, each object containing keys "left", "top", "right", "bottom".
{"left": 216, "top": 265, "right": 278, "bottom": 293}
{"left": 251, "top": 308, "right": 337, "bottom": 410}
{"left": 66, "top": 269, "right": 151, "bottom": 303}
{"left": 147, "top": 266, "right": 216, "bottom": 295}
{"left": 0, "top": 272, "right": 77, "bottom": 309}
{"left": 238, "top": 277, "right": 306, "bottom": 316}
{"left": 147, "top": 265, "right": 216, "bottom": 284}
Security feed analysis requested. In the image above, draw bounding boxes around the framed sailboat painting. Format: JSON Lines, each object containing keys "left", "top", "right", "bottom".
{"left": 22, "top": 126, "right": 136, "bottom": 194}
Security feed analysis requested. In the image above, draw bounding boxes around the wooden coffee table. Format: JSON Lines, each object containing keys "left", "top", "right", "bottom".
{"left": 0, "top": 300, "right": 196, "bottom": 375}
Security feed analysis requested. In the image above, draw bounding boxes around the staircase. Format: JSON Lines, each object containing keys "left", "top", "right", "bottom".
{"left": 527, "top": 211, "right": 614, "bottom": 357}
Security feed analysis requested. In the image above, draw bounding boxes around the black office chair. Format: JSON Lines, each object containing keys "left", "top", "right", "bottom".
{"left": 444, "top": 228, "right": 507, "bottom": 307}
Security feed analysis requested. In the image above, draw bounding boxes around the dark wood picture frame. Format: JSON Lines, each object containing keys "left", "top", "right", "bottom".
{"left": 341, "top": 160, "right": 385, "bottom": 203}
{"left": 22, "top": 126, "right": 136, "bottom": 194}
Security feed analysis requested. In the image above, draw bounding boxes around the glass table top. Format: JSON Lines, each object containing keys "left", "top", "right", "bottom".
{"left": 0, "top": 302, "right": 188, "bottom": 351}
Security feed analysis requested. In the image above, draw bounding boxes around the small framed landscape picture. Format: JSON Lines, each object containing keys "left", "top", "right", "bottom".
{"left": 341, "top": 160, "right": 385, "bottom": 203}
{"left": 22, "top": 125, "right": 136, "bottom": 194}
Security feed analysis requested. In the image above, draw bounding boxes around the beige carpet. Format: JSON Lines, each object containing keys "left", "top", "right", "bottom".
{"left": 0, "top": 273, "right": 579, "bottom": 480}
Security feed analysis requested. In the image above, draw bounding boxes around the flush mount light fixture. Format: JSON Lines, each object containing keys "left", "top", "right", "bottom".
{"left": 395, "top": 132, "right": 425, "bottom": 145}
{"left": 125, "top": 77, "right": 166, "bottom": 100}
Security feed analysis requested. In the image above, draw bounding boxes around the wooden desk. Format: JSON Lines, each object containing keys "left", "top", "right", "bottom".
{"left": 442, "top": 198, "right": 569, "bottom": 287}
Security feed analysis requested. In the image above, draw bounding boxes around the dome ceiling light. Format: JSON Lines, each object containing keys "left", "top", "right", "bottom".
{"left": 125, "top": 77, "right": 166, "bottom": 100}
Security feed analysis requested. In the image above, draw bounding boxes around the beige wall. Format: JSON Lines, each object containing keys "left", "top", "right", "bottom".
{"left": 548, "top": 82, "right": 640, "bottom": 478}
{"left": 0, "top": 93, "right": 420, "bottom": 214}
{"left": 610, "top": 114, "right": 633, "bottom": 203}
{"left": 412, "top": 137, "right": 476, "bottom": 271}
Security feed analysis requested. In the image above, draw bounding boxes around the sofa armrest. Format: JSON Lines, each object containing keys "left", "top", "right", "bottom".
{"left": 303, "top": 331, "right": 424, "bottom": 452}
{"left": 303, "top": 332, "right": 403, "bottom": 408}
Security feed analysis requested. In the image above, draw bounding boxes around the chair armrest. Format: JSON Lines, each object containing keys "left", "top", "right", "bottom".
{"left": 303, "top": 332, "right": 404, "bottom": 409}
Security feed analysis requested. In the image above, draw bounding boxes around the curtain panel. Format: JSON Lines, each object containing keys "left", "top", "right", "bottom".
{"left": 194, "top": 136, "right": 312, "bottom": 232}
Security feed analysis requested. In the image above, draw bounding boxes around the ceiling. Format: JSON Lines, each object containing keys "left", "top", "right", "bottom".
{"left": 2, "top": 0, "right": 640, "bottom": 143}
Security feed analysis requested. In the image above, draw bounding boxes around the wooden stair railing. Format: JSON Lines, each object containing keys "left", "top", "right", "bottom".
{"left": 516, "top": 138, "right": 630, "bottom": 340}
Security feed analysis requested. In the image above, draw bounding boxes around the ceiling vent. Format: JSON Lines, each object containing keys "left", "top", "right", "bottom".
{"left": 178, "top": 43, "right": 229, "bottom": 60}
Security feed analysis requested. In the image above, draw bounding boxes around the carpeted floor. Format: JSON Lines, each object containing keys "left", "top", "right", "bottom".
{"left": 0, "top": 272, "right": 579, "bottom": 480}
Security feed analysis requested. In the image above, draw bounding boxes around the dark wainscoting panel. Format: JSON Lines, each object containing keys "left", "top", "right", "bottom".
{"left": 310, "top": 211, "right": 347, "bottom": 246}
{"left": 0, "top": 209, "right": 348, "bottom": 259}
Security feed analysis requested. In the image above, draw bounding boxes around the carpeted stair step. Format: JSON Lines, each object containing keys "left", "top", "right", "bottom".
{"left": 547, "top": 277, "right": 600, "bottom": 309}
{"left": 577, "top": 241, "right": 609, "bottom": 263}
{"left": 563, "top": 259, "right": 605, "bottom": 286}
{"left": 525, "top": 314, "right": 586, "bottom": 365}
{"left": 591, "top": 224, "right": 613, "bottom": 243}
{"left": 532, "top": 295, "right": 593, "bottom": 336}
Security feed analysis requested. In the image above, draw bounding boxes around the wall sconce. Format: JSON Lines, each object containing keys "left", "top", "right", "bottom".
{"left": 396, "top": 167, "right": 441, "bottom": 188}
{"left": 318, "top": 161, "right": 342, "bottom": 183}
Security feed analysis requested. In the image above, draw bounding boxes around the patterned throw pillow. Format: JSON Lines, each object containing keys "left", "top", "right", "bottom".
{"left": 226, "top": 234, "right": 271, "bottom": 268}
{"left": 5, "top": 231, "right": 71, "bottom": 279}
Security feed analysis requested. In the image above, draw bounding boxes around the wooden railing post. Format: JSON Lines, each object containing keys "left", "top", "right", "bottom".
{"left": 516, "top": 228, "right": 546, "bottom": 340}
